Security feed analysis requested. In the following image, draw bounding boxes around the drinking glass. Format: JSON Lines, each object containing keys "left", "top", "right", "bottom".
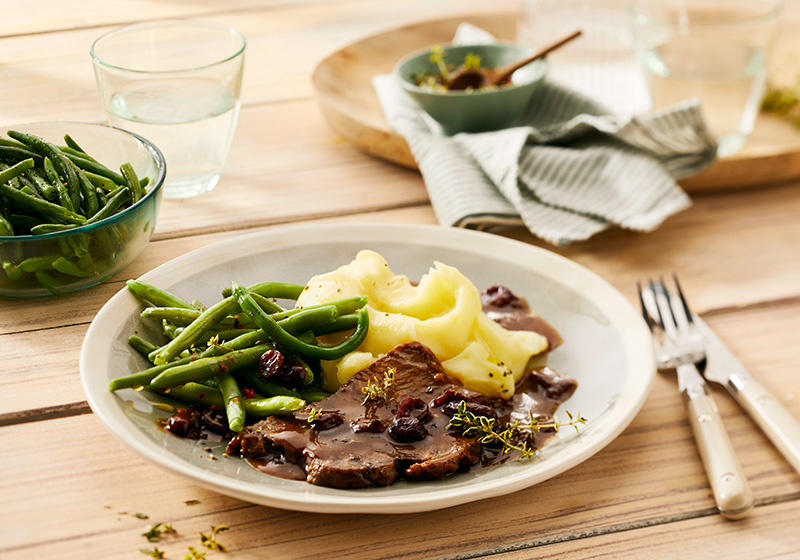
{"left": 91, "top": 21, "right": 246, "bottom": 198}
{"left": 629, "top": 0, "right": 783, "bottom": 157}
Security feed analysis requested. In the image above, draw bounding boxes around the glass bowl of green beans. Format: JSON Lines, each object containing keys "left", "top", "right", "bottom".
{"left": 0, "top": 121, "right": 166, "bottom": 298}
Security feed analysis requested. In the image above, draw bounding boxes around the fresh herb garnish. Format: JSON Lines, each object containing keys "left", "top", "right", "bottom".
{"left": 361, "top": 367, "right": 395, "bottom": 405}
{"left": 140, "top": 548, "right": 166, "bottom": 558}
{"left": 307, "top": 407, "right": 322, "bottom": 423}
{"left": 447, "top": 401, "right": 586, "bottom": 459}
{"left": 185, "top": 546, "right": 206, "bottom": 560}
{"left": 142, "top": 522, "right": 176, "bottom": 543}
{"left": 199, "top": 524, "right": 229, "bottom": 552}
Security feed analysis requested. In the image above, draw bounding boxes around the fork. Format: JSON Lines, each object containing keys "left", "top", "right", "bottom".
{"left": 638, "top": 275, "right": 754, "bottom": 520}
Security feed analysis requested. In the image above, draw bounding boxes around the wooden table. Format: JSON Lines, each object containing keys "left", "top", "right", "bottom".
{"left": 2, "top": 1, "right": 800, "bottom": 558}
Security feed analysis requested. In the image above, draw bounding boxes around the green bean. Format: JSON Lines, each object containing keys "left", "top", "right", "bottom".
{"left": 42, "top": 157, "right": 74, "bottom": 212}
{"left": 190, "top": 299, "right": 207, "bottom": 312}
{"left": 162, "top": 320, "right": 179, "bottom": 340}
{"left": 18, "top": 255, "right": 57, "bottom": 272}
{"left": 312, "top": 313, "right": 360, "bottom": 336}
{"left": 250, "top": 292, "right": 285, "bottom": 314}
{"left": 299, "top": 389, "right": 332, "bottom": 403}
{"left": 232, "top": 281, "right": 369, "bottom": 361}
{"left": 3, "top": 261, "right": 21, "bottom": 279}
{"left": 84, "top": 170, "right": 117, "bottom": 191}
{"left": 60, "top": 145, "right": 98, "bottom": 164}
{"left": 155, "top": 382, "right": 223, "bottom": 408}
{"left": 52, "top": 257, "right": 95, "bottom": 277}
{"left": 95, "top": 187, "right": 108, "bottom": 207}
{"left": 0, "top": 137, "right": 28, "bottom": 149}
{"left": 30, "top": 223, "right": 76, "bottom": 235}
{"left": 235, "top": 369, "right": 298, "bottom": 398}
{"left": 73, "top": 163, "right": 99, "bottom": 217}
{"left": 8, "top": 130, "right": 82, "bottom": 213}
{"left": 277, "top": 304, "right": 338, "bottom": 335}
{"left": 152, "top": 297, "right": 240, "bottom": 365}
{"left": 141, "top": 306, "right": 203, "bottom": 325}
{"left": 9, "top": 213, "right": 43, "bottom": 233}
{"left": 128, "top": 334, "right": 159, "bottom": 357}
{"left": 63, "top": 134, "right": 96, "bottom": 160}
{"left": 157, "top": 383, "right": 305, "bottom": 417}
{"left": 110, "top": 353, "right": 201, "bottom": 391}
{"left": 63, "top": 151, "right": 125, "bottom": 185}
{"left": 217, "top": 372, "right": 245, "bottom": 431}
{"left": 120, "top": 162, "right": 142, "bottom": 204}
{"left": 126, "top": 279, "right": 194, "bottom": 309}
{"left": 204, "top": 328, "right": 257, "bottom": 343}
{"left": 0, "top": 158, "right": 34, "bottom": 185}
{"left": 28, "top": 169, "right": 58, "bottom": 201}
{"left": 150, "top": 343, "right": 270, "bottom": 389}
{"left": 222, "top": 281, "right": 305, "bottom": 300}
{"left": 84, "top": 187, "right": 129, "bottom": 224}
{"left": 0, "top": 145, "right": 43, "bottom": 166}
{"left": 0, "top": 214, "right": 12, "bottom": 236}
{"left": 270, "top": 296, "right": 368, "bottom": 322}
{"left": 243, "top": 395, "right": 306, "bottom": 417}
{"left": 33, "top": 270, "right": 64, "bottom": 296}
{"left": 0, "top": 173, "right": 87, "bottom": 226}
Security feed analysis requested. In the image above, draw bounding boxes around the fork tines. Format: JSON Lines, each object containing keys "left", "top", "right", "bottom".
{"left": 638, "top": 274, "right": 694, "bottom": 336}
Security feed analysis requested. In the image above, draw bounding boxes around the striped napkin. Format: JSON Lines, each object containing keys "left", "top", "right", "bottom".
{"left": 373, "top": 25, "right": 718, "bottom": 245}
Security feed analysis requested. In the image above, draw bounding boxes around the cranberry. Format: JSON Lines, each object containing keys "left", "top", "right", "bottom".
{"left": 351, "top": 418, "right": 386, "bottom": 433}
{"left": 480, "top": 285, "right": 523, "bottom": 308}
{"left": 257, "top": 349, "right": 307, "bottom": 388}
{"left": 396, "top": 397, "right": 430, "bottom": 422}
{"left": 388, "top": 416, "right": 428, "bottom": 443}
{"left": 164, "top": 408, "right": 203, "bottom": 439}
{"left": 441, "top": 401, "right": 498, "bottom": 420}
{"left": 200, "top": 406, "right": 229, "bottom": 434}
{"left": 311, "top": 412, "right": 344, "bottom": 431}
{"left": 257, "top": 349, "right": 285, "bottom": 380}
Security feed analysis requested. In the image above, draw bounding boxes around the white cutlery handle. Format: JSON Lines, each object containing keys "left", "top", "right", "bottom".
{"left": 728, "top": 371, "right": 800, "bottom": 475}
{"left": 682, "top": 375, "right": 754, "bottom": 520}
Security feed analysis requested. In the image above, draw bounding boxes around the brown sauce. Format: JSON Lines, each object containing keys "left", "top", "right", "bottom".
{"left": 245, "top": 364, "right": 575, "bottom": 482}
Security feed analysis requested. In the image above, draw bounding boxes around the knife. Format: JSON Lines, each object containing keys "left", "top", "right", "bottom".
{"left": 694, "top": 314, "right": 800, "bottom": 475}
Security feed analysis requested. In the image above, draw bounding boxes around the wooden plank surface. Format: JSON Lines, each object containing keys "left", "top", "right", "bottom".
{"left": 3, "top": 1, "right": 800, "bottom": 559}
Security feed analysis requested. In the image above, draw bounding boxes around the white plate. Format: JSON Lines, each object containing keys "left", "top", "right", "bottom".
{"left": 81, "top": 223, "right": 654, "bottom": 514}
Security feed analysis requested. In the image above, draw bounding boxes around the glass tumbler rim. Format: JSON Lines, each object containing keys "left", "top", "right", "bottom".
{"left": 628, "top": 0, "right": 784, "bottom": 29}
{"left": 90, "top": 19, "right": 246, "bottom": 74}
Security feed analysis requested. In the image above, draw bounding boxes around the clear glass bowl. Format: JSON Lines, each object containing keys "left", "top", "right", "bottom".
{"left": 0, "top": 121, "right": 166, "bottom": 298}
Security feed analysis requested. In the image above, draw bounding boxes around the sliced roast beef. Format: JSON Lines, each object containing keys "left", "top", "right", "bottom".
{"left": 237, "top": 342, "right": 483, "bottom": 488}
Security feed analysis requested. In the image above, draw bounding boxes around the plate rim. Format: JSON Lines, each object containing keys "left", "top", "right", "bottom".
{"left": 80, "top": 222, "right": 655, "bottom": 513}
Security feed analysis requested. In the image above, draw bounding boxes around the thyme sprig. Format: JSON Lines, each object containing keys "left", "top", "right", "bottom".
{"left": 307, "top": 407, "right": 322, "bottom": 423}
{"left": 447, "top": 401, "right": 587, "bottom": 460}
{"left": 142, "top": 522, "right": 177, "bottom": 543}
{"left": 361, "top": 367, "right": 395, "bottom": 405}
{"left": 200, "top": 524, "right": 229, "bottom": 552}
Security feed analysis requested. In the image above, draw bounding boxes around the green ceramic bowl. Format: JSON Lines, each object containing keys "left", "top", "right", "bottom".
{"left": 394, "top": 43, "right": 548, "bottom": 135}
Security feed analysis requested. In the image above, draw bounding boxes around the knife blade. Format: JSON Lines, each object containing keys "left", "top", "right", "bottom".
{"left": 694, "top": 314, "right": 800, "bottom": 475}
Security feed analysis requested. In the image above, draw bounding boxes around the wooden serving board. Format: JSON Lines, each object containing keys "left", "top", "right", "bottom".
{"left": 312, "top": 12, "right": 800, "bottom": 192}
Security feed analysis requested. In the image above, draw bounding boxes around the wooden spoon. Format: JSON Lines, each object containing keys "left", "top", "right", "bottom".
{"left": 446, "top": 30, "right": 583, "bottom": 91}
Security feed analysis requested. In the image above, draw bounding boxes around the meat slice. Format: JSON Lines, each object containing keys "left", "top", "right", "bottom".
{"left": 237, "top": 342, "right": 483, "bottom": 488}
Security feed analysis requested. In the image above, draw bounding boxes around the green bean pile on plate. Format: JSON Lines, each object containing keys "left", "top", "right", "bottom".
{"left": 111, "top": 279, "right": 370, "bottom": 433}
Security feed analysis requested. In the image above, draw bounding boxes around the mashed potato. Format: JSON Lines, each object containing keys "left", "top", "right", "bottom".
{"left": 295, "top": 250, "right": 549, "bottom": 398}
